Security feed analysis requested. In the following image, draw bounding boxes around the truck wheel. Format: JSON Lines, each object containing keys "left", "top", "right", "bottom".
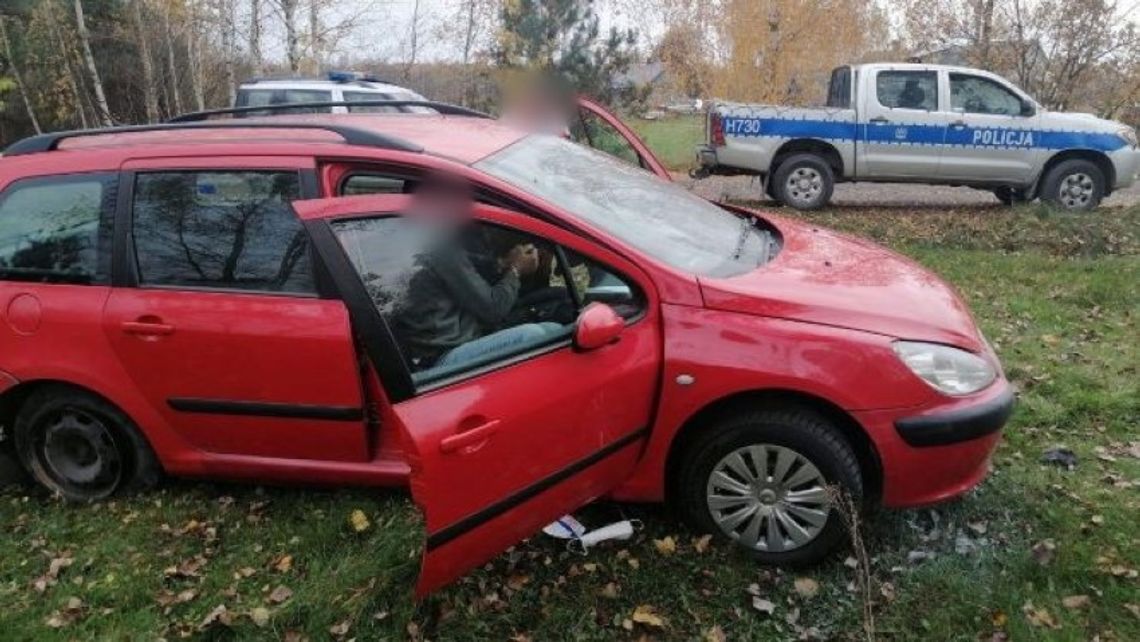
{"left": 1041, "top": 159, "right": 1104, "bottom": 211}
{"left": 772, "top": 154, "right": 834, "bottom": 210}
{"left": 993, "top": 186, "right": 1029, "bottom": 206}
{"left": 14, "top": 385, "right": 160, "bottom": 502}
{"left": 675, "top": 407, "right": 863, "bottom": 566}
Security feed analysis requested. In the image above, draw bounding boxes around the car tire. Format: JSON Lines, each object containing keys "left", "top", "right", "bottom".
{"left": 993, "top": 186, "right": 1029, "bottom": 206}
{"left": 675, "top": 407, "right": 863, "bottom": 566}
{"left": 772, "top": 154, "right": 835, "bottom": 210}
{"left": 1040, "top": 159, "right": 1104, "bottom": 211}
{"left": 14, "top": 386, "right": 160, "bottom": 502}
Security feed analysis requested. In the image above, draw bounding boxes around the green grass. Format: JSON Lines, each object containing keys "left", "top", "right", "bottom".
{"left": 2, "top": 207, "right": 1139, "bottom": 640}
{"left": 628, "top": 114, "right": 704, "bottom": 172}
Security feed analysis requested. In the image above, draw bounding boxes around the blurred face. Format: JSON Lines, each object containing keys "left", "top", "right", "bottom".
{"left": 410, "top": 175, "right": 474, "bottom": 231}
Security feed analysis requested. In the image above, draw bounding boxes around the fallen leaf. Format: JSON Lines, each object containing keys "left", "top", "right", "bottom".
{"left": 328, "top": 621, "right": 350, "bottom": 637}
{"left": 273, "top": 554, "right": 293, "bottom": 573}
{"left": 1090, "top": 515, "right": 1105, "bottom": 526}
{"left": 653, "top": 536, "right": 677, "bottom": 556}
{"left": 991, "top": 609, "right": 1008, "bottom": 627}
{"left": 631, "top": 604, "right": 666, "bottom": 628}
{"left": 751, "top": 596, "right": 776, "bottom": 615}
{"left": 693, "top": 534, "right": 713, "bottom": 553}
{"left": 600, "top": 582, "right": 620, "bottom": 599}
{"left": 793, "top": 577, "right": 820, "bottom": 598}
{"left": 249, "top": 606, "right": 271, "bottom": 627}
{"left": 880, "top": 581, "right": 896, "bottom": 602}
{"left": 1124, "top": 603, "right": 1140, "bottom": 619}
{"left": 1062, "top": 595, "right": 1091, "bottom": 609}
{"left": 704, "top": 624, "right": 727, "bottom": 642}
{"left": 1031, "top": 540, "right": 1056, "bottom": 566}
{"left": 199, "top": 604, "right": 232, "bottom": 630}
{"left": 349, "top": 509, "right": 371, "bottom": 533}
{"left": 1022, "top": 602, "right": 1059, "bottom": 629}
{"left": 268, "top": 585, "right": 293, "bottom": 604}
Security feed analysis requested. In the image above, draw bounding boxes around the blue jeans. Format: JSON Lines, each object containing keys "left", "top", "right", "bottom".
{"left": 437, "top": 322, "right": 565, "bottom": 369}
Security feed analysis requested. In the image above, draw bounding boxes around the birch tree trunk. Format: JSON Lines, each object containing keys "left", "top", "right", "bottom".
{"left": 308, "top": 0, "right": 321, "bottom": 73}
{"left": 186, "top": 22, "right": 206, "bottom": 110}
{"left": 249, "top": 0, "right": 262, "bottom": 74}
{"left": 0, "top": 16, "right": 41, "bottom": 134}
{"left": 132, "top": 0, "right": 161, "bottom": 123}
{"left": 74, "top": 0, "right": 113, "bottom": 125}
{"left": 163, "top": 4, "right": 184, "bottom": 115}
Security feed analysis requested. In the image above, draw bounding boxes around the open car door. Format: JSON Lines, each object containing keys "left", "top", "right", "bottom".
{"left": 573, "top": 97, "right": 672, "bottom": 181}
{"left": 299, "top": 194, "right": 661, "bottom": 595}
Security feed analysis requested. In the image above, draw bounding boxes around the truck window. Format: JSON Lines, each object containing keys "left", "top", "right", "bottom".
{"left": 876, "top": 71, "right": 937, "bottom": 111}
{"left": 826, "top": 67, "right": 851, "bottom": 108}
{"left": 949, "top": 74, "right": 1023, "bottom": 116}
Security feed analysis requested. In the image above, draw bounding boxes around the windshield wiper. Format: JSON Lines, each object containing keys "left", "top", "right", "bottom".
{"left": 731, "top": 215, "right": 754, "bottom": 260}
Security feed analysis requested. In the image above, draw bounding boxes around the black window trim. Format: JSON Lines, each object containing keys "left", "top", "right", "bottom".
{"left": 0, "top": 170, "right": 118, "bottom": 286}
{"left": 116, "top": 167, "right": 327, "bottom": 298}
{"left": 317, "top": 210, "right": 649, "bottom": 402}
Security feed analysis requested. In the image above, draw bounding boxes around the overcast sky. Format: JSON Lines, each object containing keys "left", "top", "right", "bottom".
{"left": 261, "top": 0, "right": 667, "bottom": 65}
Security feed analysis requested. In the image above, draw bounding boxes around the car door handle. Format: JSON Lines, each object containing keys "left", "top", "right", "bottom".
{"left": 439, "top": 419, "right": 500, "bottom": 454}
{"left": 121, "top": 318, "right": 175, "bottom": 337}
{"left": 950, "top": 120, "right": 967, "bottom": 128}
{"left": 869, "top": 116, "right": 889, "bottom": 124}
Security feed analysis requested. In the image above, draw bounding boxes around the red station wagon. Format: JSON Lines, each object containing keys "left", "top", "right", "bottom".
{"left": 0, "top": 99, "right": 1013, "bottom": 594}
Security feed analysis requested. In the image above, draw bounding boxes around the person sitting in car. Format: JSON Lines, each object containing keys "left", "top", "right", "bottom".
{"left": 396, "top": 174, "right": 563, "bottom": 370}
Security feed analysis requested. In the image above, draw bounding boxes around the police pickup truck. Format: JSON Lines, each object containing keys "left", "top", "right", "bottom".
{"left": 694, "top": 63, "right": 1140, "bottom": 210}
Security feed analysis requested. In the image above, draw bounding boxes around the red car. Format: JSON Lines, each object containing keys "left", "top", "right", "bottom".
{"left": 0, "top": 99, "right": 1012, "bottom": 594}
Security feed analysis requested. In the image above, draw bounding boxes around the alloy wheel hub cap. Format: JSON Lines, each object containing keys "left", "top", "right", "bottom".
{"left": 705, "top": 444, "right": 830, "bottom": 552}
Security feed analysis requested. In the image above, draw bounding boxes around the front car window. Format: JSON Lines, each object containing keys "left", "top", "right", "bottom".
{"left": 476, "top": 135, "right": 777, "bottom": 278}
{"left": 876, "top": 70, "right": 938, "bottom": 111}
{"left": 0, "top": 174, "right": 115, "bottom": 284}
{"left": 131, "top": 171, "right": 315, "bottom": 294}
{"left": 950, "top": 74, "right": 1024, "bottom": 116}
{"left": 333, "top": 215, "right": 643, "bottom": 386}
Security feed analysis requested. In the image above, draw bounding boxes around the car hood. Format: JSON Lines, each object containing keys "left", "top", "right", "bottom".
{"left": 1042, "top": 110, "right": 1124, "bottom": 133}
{"left": 698, "top": 215, "right": 984, "bottom": 351}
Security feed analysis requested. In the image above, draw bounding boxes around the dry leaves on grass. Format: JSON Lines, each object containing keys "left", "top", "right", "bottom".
{"left": 1022, "top": 602, "right": 1060, "bottom": 629}
{"left": 349, "top": 509, "right": 371, "bottom": 533}
{"left": 1031, "top": 540, "right": 1056, "bottom": 566}
{"left": 793, "top": 577, "right": 820, "bottom": 599}
{"left": 1062, "top": 595, "right": 1091, "bottom": 610}
{"left": 630, "top": 604, "right": 667, "bottom": 628}
{"left": 44, "top": 597, "right": 85, "bottom": 629}
{"left": 653, "top": 536, "right": 677, "bottom": 555}
{"left": 268, "top": 585, "right": 293, "bottom": 604}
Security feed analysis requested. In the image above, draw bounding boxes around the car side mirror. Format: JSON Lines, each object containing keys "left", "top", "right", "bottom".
{"left": 573, "top": 303, "right": 624, "bottom": 351}
{"left": 1020, "top": 100, "right": 1036, "bottom": 117}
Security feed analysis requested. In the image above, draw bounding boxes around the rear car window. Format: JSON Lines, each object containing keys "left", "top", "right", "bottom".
{"left": 0, "top": 173, "right": 116, "bottom": 284}
{"left": 876, "top": 70, "right": 938, "bottom": 111}
{"left": 235, "top": 88, "right": 333, "bottom": 115}
{"left": 131, "top": 171, "right": 315, "bottom": 294}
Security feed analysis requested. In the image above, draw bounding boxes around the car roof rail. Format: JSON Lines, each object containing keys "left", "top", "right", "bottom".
{"left": 168, "top": 100, "right": 494, "bottom": 123}
{"left": 2, "top": 122, "right": 425, "bottom": 157}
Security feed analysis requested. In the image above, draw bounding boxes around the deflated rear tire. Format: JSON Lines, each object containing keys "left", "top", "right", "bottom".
{"left": 1041, "top": 159, "right": 1104, "bottom": 211}
{"left": 772, "top": 154, "right": 835, "bottom": 211}
{"left": 676, "top": 407, "right": 863, "bottom": 566}
{"left": 14, "top": 386, "right": 160, "bottom": 502}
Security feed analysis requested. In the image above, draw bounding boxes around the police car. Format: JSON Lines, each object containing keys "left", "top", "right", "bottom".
{"left": 695, "top": 63, "right": 1140, "bottom": 210}
{"left": 235, "top": 71, "right": 430, "bottom": 114}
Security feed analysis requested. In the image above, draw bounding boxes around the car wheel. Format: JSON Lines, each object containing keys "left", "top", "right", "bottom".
{"left": 14, "top": 386, "right": 160, "bottom": 502}
{"left": 993, "top": 186, "right": 1029, "bottom": 206}
{"left": 1041, "top": 159, "right": 1104, "bottom": 211}
{"left": 772, "top": 154, "right": 835, "bottom": 211}
{"left": 675, "top": 407, "right": 863, "bottom": 565}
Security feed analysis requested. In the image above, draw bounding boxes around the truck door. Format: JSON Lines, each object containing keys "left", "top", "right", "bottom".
{"left": 858, "top": 68, "right": 949, "bottom": 179}
{"left": 938, "top": 72, "right": 1041, "bottom": 184}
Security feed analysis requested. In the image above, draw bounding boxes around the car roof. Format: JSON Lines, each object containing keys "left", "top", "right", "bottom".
{"left": 11, "top": 113, "right": 528, "bottom": 166}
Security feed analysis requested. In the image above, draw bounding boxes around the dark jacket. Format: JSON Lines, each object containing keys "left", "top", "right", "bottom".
{"left": 396, "top": 241, "right": 520, "bottom": 365}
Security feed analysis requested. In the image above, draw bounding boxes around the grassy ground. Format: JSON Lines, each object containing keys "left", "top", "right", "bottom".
{"left": 628, "top": 114, "right": 703, "bottom": 171}
{"left": 2, "top": 206, "right": 1138, "bottom": 641}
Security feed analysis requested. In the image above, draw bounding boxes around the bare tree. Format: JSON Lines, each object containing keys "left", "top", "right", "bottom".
{"left": 132, "top": 0, "right": 161, "bottom": 123}
{"left": 404, "top": 0, "right": 421, "bottom": 81}
{"left": 74, "top": 0, "right": 114, "bottom": 125}
{"left": 0, "top": 15, "right": 41, "bottom": 134}
{"left": 249, "top": 0, "right": 263, "bottom": 74}
{"left": 163, "top": 3, "right": 185, "bottom": 116}
{"left": 267, "top": 0, "right": 303, "bottom": 73}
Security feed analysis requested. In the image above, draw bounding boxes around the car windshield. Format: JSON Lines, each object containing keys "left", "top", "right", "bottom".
{"left": 476, "top": 135, "right": 775, "bottom": 278}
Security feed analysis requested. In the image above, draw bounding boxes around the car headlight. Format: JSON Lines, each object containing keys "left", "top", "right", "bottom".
{"left": 892, "top": 341, "right": 996, "bottom": 396}
{"left": 1119, "top": 126, "right": 1138, "bottom": 148}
